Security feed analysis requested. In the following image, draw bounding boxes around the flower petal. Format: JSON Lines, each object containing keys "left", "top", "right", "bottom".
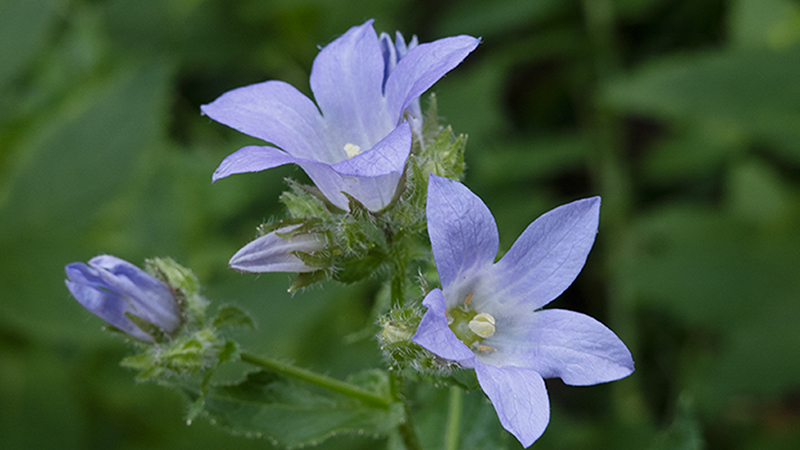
{"left": 412, "top": 288, "right": 475, "bottom": 362}
{"left": 332, "top": 122, "right": 411, "bottom": 177}
{"left": 492, "top": 196, "right": 601, "bottom": 310}
{"left": 212, "top": 145, "right": 298, "bottom": 182}
{"left": 310, "top": 20, "right": 392, "bottom": 152}
{"left": 201, "top": 80, "right": 330, "bottom": 162}
{"left": 488, "top": 309, "right": 634, "bottom": 386}
{"left": 65, "top": 263, "right": 155, "bottom": 342}
{"left": 229, "top": 225, "right": 326, "bottom": 273}
{"left": 474, "top": 362, "right": 550, "bottom": 448}
{"left": 385, "top": 35, "right": 479, "bottom": 120}
{"left": 87, "top": 255, "right": 180, "bottom": 333}
{"left": 427, "top": 175, "right": 499, "bottom": 291}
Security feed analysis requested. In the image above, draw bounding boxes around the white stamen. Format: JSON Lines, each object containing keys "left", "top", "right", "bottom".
{"left": 344, "top": 143, "right": 361, "bottom": 159}
{"left": 468, "top": 312, "right": 496, "bottom": 338}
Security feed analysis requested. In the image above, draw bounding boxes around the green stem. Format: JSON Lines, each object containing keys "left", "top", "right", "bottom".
{"left": 239, "top": 351, "right": 389, "bottom": 409}
{"left": 390, "top": 370, "right": 422, "bottom": 450}
{"left": 580, "top": 0, "right": 646, "bottom": 423}
{"left": 444, "top": 386, "right": 463, "bottom": 450}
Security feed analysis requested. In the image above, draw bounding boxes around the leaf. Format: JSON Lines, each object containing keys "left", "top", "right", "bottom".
{"left": 603, "top": 46, "right": 800, "bottom": 161}
{"left": 0, "top": 0, "right": 63, "bottom": 89}
{"left": 729, "top": 0, "right": 800, "bottom": 50}
{"left": 648, "top": 394, "right": 704, "bottom": 450}
{"left": 183, "top": 370, "right": 403, "bottom": 449}
{"left": 213, "top": 305, "right": 255, "bottom": 330}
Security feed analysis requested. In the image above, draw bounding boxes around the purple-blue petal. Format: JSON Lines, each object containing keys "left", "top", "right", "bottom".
{"left": 309, "top": 20, "right": 392, "bottom": 152}
{"left": 200, "top": 80, "right": 330, "bottom": 162}
{"left": 490, "top": 309, "right": 634, "bottom": 386}
{"left": 65, "top": 261, "right": 156, "bottom": 342}
{"left": 474, "top": 362, "right": 550, "bottom": 448}
{"left": 491, "top": 197, "right": 601, "bottom": 310}
{"left": 212, "top": 145, "right": 298, "bottom": 182}
{"left": 87, "top": 255, "right": 180, "bottom": 334}
{"left": 385, "top": 35, "right": 479, "bottom": 120}
{"left": 229, "top": 225, "right": 326, "bottom": 274}
{"left": 427, "top": 175, "right": 499, "bottom": 291}
{"left": 412, "top": 289, "right": 475, "bottom": 362}
{"left": 332, "top": 123, "right": 411, "bottom": 177}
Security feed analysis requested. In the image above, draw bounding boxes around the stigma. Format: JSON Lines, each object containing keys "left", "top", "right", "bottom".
{"left": 344, "top": 143, "right": 361, "bottom": 159}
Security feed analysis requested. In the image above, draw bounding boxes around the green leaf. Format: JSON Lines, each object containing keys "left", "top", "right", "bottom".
{"left": 183, "top": 370, "right": 403, "bottom": 449}
{"left": 729, "top": 0, "right": 800, "bottom": 50}
{"left": 0, "top": 0, "right": 63, "bottom": 89}
{"left": 603, "top": 47, "right": 800, "bottom": 160}
{"left": 648, "top": 394, "right": 704, "bottom": 450}
{"left": 213, "top": 305, "right": 255, "bottom": 330}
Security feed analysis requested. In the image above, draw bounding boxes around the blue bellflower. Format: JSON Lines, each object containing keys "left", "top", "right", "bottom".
{"left": 202, "top": 20, "right": 479, "bottom": 212}
{"left": 65, "top": 255, "right": 181, "bottom": 342}
{"left": 413, "top": 175, "right": 634, "bottom": 447}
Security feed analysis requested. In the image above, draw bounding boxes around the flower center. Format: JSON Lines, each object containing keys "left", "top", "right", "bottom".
{"left": 343, "top": 143, "right": 361, "bottom": 159}
{"left": 447, "top": 294, "right": 496, "bottom": 351}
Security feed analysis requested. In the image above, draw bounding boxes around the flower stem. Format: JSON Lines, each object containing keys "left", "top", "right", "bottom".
{"left": 580, "top": 0, "right": 647, "bottom": 423}
{"left": 389, "top": 369, "right": 422, "bottom": 450}
{"left": 239, "top": 351, "right": 389, "bottom": 409}
{"left": 444, "top": 386, "right": 463, "bottom": 450}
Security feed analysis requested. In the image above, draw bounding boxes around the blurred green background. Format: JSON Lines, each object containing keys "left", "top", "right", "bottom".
{"left": 2, "top": 0, "right": 799, "bottom": 448}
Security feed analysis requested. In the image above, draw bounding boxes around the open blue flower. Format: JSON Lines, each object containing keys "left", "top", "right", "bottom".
{"left": 65, "top": 255, "right": 181, "bottom": 342}
{"left": 412, "top": 175, "right": 634, "bottom": 447}
{"left": 202, "top": 20, "right": 479, "bottom": 212}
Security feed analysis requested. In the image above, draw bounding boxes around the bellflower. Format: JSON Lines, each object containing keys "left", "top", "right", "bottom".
{"left": 412, "top": 175, "right": 634, "bottom": 447}
{"left": 228, "top": 223, "right": 327, "bottom": 273}
{"left": 202, "top": 20, "right": 479, "bottom": 212}
{"left": 65, "top": 255, "right": 181, "bottom": 342}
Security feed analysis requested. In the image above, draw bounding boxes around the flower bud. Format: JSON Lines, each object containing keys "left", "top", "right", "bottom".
{"left": 228, "top": 223, "right": 327, "bottom": 273}
{"left": 65, "top": 255, "right": 182, "bottom": 342}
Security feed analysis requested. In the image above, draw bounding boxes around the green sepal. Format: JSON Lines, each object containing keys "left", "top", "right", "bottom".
{"left": 289, "top": 270, "right": 327, "bottom": 292}
{"left": 179, "top": 370, "right": 404, "bottom": 449}
{"left": 281, "top": 180, "right": 345, "bottom": 216}
{"left": 146, "top": 257, "right": 209, "bottom": 326}
{"left": 124, "top": 312, "right": 170, "bottom": 343}
{"left": 212, "top": 305, "right": 255, "bottom": 330}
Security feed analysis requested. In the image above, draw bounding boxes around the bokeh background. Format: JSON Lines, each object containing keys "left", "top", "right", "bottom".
{"left": 2, "top": 0, "right": 799, "bottom": 448}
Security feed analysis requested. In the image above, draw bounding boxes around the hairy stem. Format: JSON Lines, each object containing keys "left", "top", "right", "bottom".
{"left": 239, "top": 351, "right": 389, "bottom": 409}
{"left": 390, "top": 370, "right": 422, "bottom": 450}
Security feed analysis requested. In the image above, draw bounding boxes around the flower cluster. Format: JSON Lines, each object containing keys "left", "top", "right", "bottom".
{"left": 65, "top": 19, "right": 633, "bottom": 449}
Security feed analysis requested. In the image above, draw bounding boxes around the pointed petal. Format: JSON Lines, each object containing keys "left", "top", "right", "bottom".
{"left": 201, "top": 80, "right": 330, "bottom": 162}
{"left": 385, "top": 35, "right": 479, "bottom": 120}
{"left": 412, "top": 289, "right": 476, "bottom": 362}
{"left": 229, "top": 226, "right": 326, "bottom": 274}
{"left": 489, "top": 309, "right": 634, "bottom": 386}
{"left": 87, "top": 255, "right": 180, "bottom": 333}
{"left": 299, "top": 125, "right": 410, "bottom": 212}
{"left": 310, "top": 20, "right": 392, "bottom": 151}
{"left": 492, "top": 197, "right": 601, "bottom": 310}
{"left": 427, "top": 175, "right": 499, "bottom": 290}
{"left": 65, "top": 264, "right": 154, "bottom": 342}
{"left": 332, "top": 122, "right": 411, "bottom": 177}
{"left": 474, "top": 362, "right": 550, "bottom": 448}
{"left": 212, "top": 145, "right": 297, "bottom": 182}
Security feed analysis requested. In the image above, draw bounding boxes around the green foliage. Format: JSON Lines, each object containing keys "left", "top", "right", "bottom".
{"left": 182, "top": 370, "right": 404, "bottom": 449}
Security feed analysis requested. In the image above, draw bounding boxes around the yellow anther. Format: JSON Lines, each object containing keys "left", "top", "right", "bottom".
{"left": 464, "top": 292, "right": 473, "bottom": 305}
{"left": 468, "top": 312, "right": 496, "bottom": 338}
{"left": 344, "top": 143, "right": 361, "bottom": 158}
{"left": 476, "top": 345, "right": 496, "bottom": 353}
